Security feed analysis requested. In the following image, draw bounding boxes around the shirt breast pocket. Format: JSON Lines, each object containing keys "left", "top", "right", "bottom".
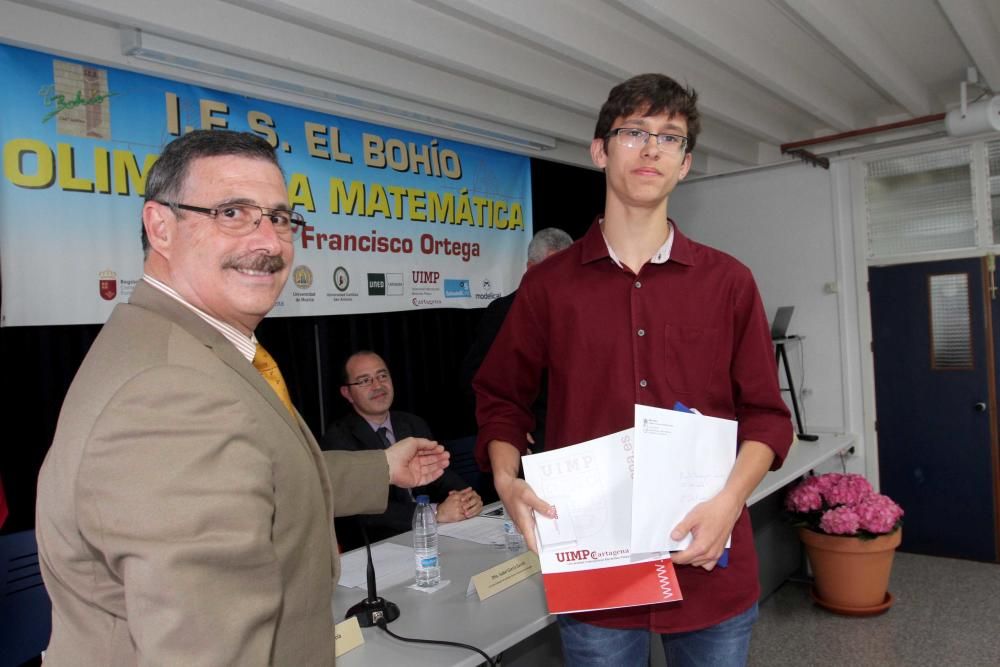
{"left": 663, "top": 324, "right": 720, "bottom": 395}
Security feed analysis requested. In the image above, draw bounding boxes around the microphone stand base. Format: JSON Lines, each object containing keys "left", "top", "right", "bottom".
{"left": 346, "top": 597, "right": 400, "bottom": 627}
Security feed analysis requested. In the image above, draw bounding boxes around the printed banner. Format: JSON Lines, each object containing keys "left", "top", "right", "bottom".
{"left": 0, "top": 44, "right": 532, "bottom": 327}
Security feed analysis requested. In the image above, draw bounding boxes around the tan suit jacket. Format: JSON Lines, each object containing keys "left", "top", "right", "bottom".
{"left": 36, "top": 281, "right": 389, "bottom": 666}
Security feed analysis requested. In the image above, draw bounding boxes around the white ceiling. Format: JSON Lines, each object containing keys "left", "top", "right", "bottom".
{"left": 4, "top": 0, "right": 1000, "bottom": 176}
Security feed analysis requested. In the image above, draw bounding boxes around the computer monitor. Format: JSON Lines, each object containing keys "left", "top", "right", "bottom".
{"left": 770, "top": 306, "right": 794, "bottom": 339}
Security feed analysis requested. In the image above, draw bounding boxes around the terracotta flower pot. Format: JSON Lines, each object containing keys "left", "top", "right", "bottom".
{"left": 798, "top": 527, "right": 901, "bottom": 615}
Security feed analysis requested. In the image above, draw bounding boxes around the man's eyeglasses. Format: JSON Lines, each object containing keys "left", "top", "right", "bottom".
{"left": 607, "top": 128, "right": 689, "bottom": 155}
{"left": 158, "top": 201, "right": 305, "bottom": 241}
{"left": 345, "top": 370, "right": 391, "bottom": 388}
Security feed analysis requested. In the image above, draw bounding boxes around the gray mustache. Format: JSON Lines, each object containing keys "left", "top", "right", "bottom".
{"left": 225, "top": 254, "right": 286, "bottom": 273}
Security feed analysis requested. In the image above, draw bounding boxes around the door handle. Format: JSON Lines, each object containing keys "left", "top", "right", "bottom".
{"left": 974, "top": 402, "right": 987, "bottom": 412}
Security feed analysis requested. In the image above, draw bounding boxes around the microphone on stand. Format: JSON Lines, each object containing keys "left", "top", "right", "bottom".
{"left": 345, "top": 518, "right": 400, "bottom": 627}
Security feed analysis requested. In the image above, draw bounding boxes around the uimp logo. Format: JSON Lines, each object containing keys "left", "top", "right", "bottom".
{"left": 411, "top": 270, "right": 440, "bottom": 284}
{"left": 555, "top": 549, "right": 592, "bottom": 563}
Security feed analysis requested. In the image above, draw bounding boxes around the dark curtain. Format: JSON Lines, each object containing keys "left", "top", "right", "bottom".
{"left": 1, "top": 324, "right": 102, "bottom": 533}
{"left": 0, "top": 156, "right": 605, "bottom": 533}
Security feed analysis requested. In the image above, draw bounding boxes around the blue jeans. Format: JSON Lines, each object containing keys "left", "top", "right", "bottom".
{"left": 557, "top": 603, "right": 758, "bottom": 667}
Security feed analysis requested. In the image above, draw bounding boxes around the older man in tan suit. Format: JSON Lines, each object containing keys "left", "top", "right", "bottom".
{"left": 35, "top": 130, "right": 449, "bottom": 665}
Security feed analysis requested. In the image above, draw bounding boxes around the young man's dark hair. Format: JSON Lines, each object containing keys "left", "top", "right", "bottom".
{"left": 593, "top": 73, "right": 701, "bottom": 153}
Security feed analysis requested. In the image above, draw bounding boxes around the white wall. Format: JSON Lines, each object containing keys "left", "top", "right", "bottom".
{"left": 670, "top": 161, "right": 867, "bottom": 475}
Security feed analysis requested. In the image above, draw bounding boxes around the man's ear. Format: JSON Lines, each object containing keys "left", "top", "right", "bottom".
{"left": 143, "top": 200, "right": 174, "bottom": 258}
{"left": 678, "top": 152, "right": 693, "bottom": 181}
{"left": 339, "top": 385, "right": 353, "bottom": 403}
{"left": 590, "top": 137, "right": 608, "bottom": 169}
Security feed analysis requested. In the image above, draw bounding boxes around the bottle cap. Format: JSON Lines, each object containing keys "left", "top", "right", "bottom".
{"left": 416, "top": 494, "right": 430, "bottom": 504}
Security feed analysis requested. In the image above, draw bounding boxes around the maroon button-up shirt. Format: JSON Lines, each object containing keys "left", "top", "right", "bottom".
{"left": 473, "top": 219, "right": 793, "bottom": 633}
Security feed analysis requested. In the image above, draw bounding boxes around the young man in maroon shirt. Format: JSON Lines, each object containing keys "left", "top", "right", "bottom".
{"left": 473, "top": 74, "right": 793, "bottom": 666}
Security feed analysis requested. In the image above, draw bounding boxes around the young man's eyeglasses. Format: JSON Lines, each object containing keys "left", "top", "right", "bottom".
{"left": 158, "top": 201, "right": 305, "bottom": 241}
{"left": 345, "top": 370, "right": 391, "bottom": 388}
{"left": 607, "top": 128, "right": 689, "bottom": 155}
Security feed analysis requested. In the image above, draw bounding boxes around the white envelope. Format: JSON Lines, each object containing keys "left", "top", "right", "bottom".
{"left": 630, "top": 404, "right": 737, "bottom": 554}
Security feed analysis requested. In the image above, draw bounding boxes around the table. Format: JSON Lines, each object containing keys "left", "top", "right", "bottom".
{"left": 748, "top": 433, "right": 855, "bottom": 506}
{"left": 748, "top": 433, "right": 856, "bottom": 598}
{"left": 334, "top": 525, "right": 553, "bottom": 666}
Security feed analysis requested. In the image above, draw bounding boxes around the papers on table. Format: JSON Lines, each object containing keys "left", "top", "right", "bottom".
{"left": 631, "top": 404, "right": 737, "bottom": 553}
{"left": 438, "top": 516, "right": 507, "bottom": 546}
{"left": 338, "top": 543, "right": 414, "bottom": 590}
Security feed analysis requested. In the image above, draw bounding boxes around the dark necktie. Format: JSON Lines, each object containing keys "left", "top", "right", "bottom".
{"left": 378, "top": 426, "right": 414, "bottom": 499}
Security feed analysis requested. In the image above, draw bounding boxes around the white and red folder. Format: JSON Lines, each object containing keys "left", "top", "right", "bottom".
{"left": 523, "top": 429, "right": 683, "bottom": 614}
{"left": 535, "top": 549, "right": 682, "bottom": 614}
{"left": 522, "top": 406, "right": 737, "bottom": 614}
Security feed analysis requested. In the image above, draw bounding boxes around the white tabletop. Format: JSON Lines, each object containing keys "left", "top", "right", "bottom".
{"left": 748, "top": 433, "right": 855, "bottom": 506}
{"left": 333, "top": 523, "right": 552, "bottom": 666}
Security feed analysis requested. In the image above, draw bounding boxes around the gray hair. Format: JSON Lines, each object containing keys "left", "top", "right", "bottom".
{"left": 527, "top": 227, "right": 573, "bottom": 265}
{"left": 142, "top": 130, "right": 281, "bottom": 254}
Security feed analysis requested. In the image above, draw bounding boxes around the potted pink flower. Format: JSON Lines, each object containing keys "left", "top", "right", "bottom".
{"left": 786, "top": 472, "right": 903, "bottom": 538}
{"left": 785, "top": 473, "right": 904, "bottom": 615}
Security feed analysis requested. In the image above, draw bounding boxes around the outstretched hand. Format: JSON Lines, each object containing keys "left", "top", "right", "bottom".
{"left": 385, "top": 437, "right": 450, "bottom": 488}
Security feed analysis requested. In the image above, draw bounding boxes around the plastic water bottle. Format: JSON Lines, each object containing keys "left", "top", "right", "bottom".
{"left": 413, "top": 495, "right": 441, "bottom": 587}
{"left": 503, "top": 507, "right": 525, "bottom": 552}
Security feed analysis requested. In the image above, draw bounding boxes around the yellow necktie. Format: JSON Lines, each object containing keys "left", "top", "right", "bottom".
{"left": 252, "top": 344, "right": 296, "bottom": 416}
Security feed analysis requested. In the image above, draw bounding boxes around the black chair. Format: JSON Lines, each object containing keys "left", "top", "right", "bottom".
{"left": 0, "top": 531, "right": 51, "bottom": 667}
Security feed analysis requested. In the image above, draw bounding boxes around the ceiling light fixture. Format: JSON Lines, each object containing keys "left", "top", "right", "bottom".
{"left": 945, "top": 67, "right": 998, "bottom": 138}
{"left": 120, "top": 29, "right": 557, "bottom": 152}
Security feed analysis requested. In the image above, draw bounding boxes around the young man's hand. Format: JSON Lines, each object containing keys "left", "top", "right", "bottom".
{"left": 669, "top": 490, "right": 743, "bottom": 570}
{"left": 494, "top": 473, "right": 555, "bottom": 554}
{"left": 488, "top": 439, "right": 556, "bottom": 553}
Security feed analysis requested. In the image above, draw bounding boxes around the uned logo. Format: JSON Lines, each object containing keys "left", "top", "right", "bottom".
{"left": 367, "top": 273, "right": 386, "bottom": 295}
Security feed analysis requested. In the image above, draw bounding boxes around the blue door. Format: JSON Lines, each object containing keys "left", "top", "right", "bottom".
{"left": 870, "top": 257, "right": 999, "bottom": 562}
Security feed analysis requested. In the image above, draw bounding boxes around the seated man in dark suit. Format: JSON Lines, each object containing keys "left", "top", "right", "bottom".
{"left": 322, "top": 350, "right": 483, "bottom": 549}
